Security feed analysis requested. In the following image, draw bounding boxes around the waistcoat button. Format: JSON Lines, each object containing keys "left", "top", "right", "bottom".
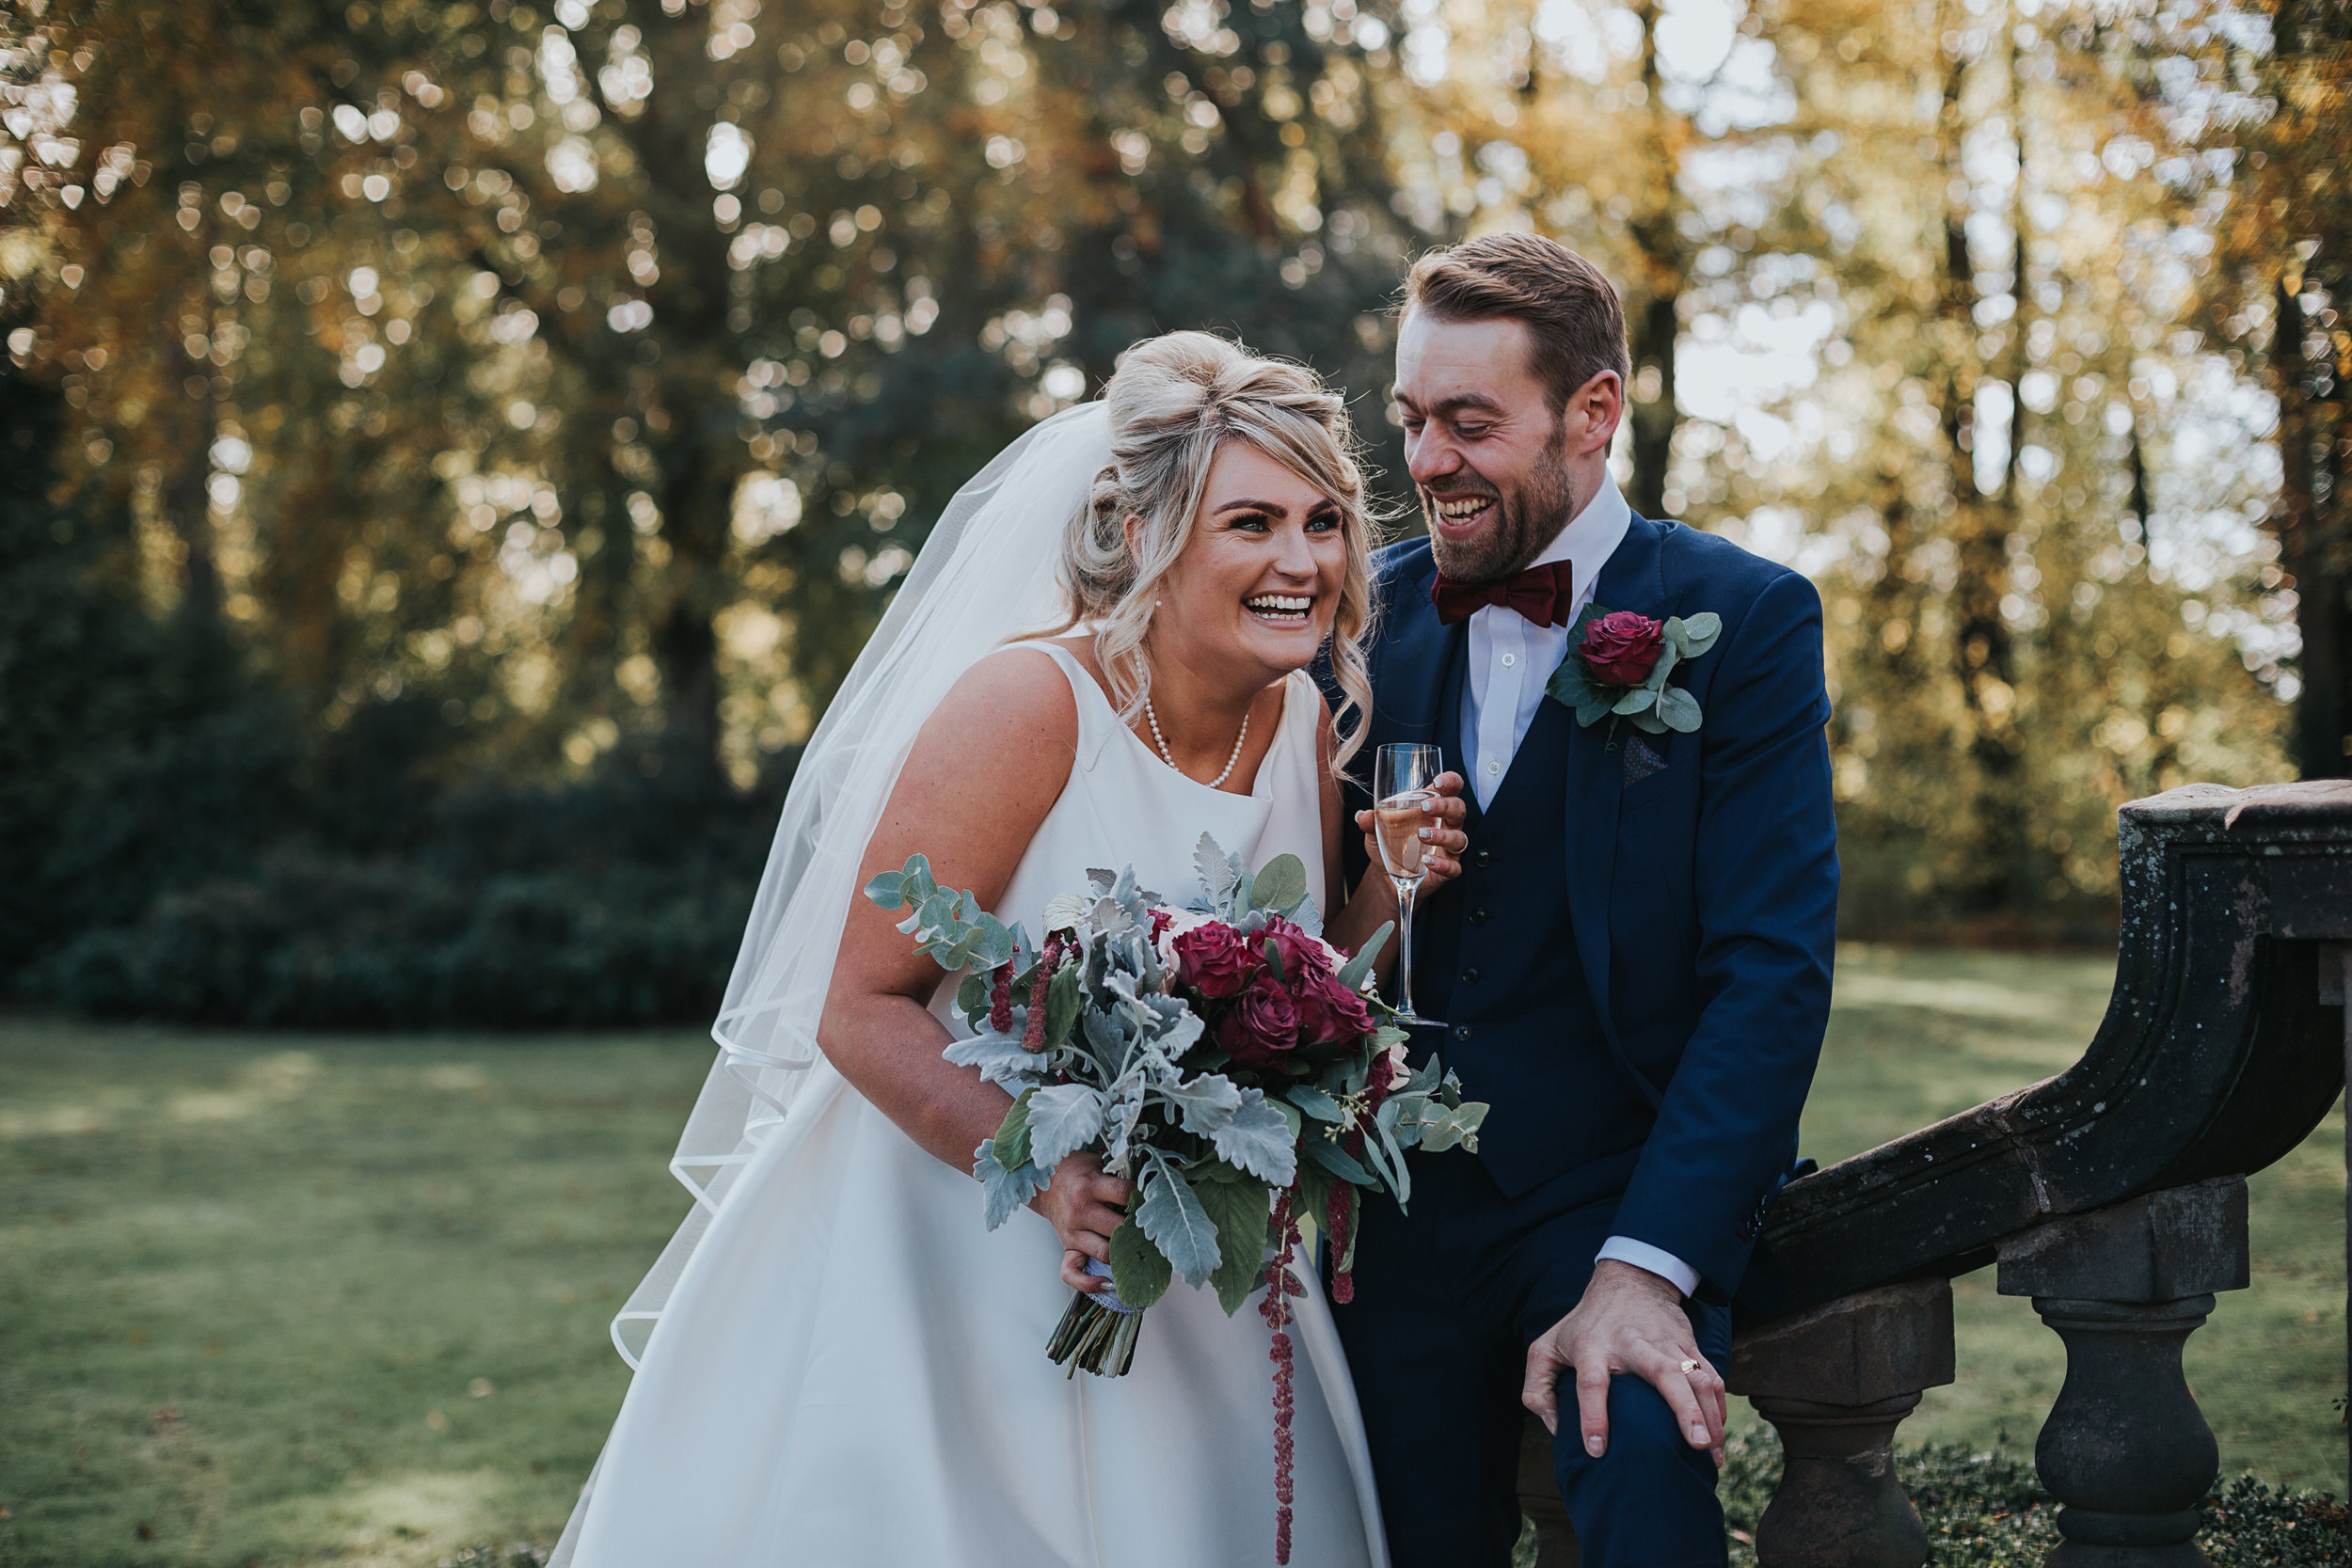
{"left": 1472, "top": 850, "right": 1491, "bottom": 868}
{"left": 1467, "top": 907, "right": 1489, "bottom": 927}
{"left": 1454, "top": 1025, "right": 1470, "bottom": 1040}
{"left": 1462, "top": 968, "right": 1481, "bottom": 984}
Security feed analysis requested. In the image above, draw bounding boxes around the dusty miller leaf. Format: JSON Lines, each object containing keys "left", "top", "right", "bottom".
{"left": 1195, "top": 832, "right": 1239, "bottom": 906}
{"left": 1209, "top": 1088, "right": 1297, "bottom": 1186}
{"left": 974, "top": 1138, "right": 1049, "bottom": 1230}
{"left": 1026, "top": 1083, "right": 1105, "bottom": 1169}
{"left": 945, "top": 1029, "right": 1044, "bottom": 1089}
{"left": 1160, "top": 1070, "right": 1243, "bottom": 1135}
{"left": 1136, "top": 1155, "right": 1222, "bottom": 1283}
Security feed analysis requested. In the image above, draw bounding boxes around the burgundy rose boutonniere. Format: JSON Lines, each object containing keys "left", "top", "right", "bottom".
{"left": 1546, "top": 604, "right": 1722, "bottom": 737}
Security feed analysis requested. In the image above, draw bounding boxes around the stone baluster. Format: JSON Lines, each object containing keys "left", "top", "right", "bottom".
{"left": 1994, "top": 1177, "right": 2250, "bottom": 1568}
{"left": 1725, "top": 1277, "right": 1957, "bottom": 1568}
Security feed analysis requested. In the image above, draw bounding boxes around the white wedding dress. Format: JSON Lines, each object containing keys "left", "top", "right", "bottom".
{"left": 556, "top": 641, "right": 1387, "bottom": 1568}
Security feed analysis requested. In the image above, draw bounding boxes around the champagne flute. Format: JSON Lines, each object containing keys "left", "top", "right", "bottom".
{"left": 1373, "top": 742, "right": 1445, "bottom": 1029}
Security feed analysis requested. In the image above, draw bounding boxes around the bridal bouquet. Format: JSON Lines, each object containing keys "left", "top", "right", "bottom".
{"left": 867, "top": 834, "right": 1486, "bottom": 1562}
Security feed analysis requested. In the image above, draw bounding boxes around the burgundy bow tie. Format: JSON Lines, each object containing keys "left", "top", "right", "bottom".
{"left": 1431, "top": 561, "right": 1577, "bottom": 627}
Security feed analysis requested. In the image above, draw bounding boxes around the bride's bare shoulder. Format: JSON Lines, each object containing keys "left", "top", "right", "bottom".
{"left": 921, "top": 642, "right": 1081, "bottom": 752}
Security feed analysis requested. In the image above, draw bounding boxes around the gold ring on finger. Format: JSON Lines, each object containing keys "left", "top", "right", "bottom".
{"left": 1678, "top": 1358, "right": 1702, "bottom": 1374}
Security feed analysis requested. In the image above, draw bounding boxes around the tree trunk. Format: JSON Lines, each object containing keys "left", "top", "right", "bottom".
{"left": 2274, "top": 277, "right": 2348, "bottom": 779}
{"left": 1625, "top": 0, "right": 1683, "bottom": 521}
{"left": 1936, "top": 22, "right": 2026, "bottom": 912}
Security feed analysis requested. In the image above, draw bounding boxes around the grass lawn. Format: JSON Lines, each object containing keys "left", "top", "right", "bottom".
{"left": 1, "top": 946, "right": 2343, "bottom": 1566}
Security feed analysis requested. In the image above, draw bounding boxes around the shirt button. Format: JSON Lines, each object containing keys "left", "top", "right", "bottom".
{"left": 1485, "top": 760, "right": 1501, "bottom": 775}
{"left": 1502, "top": 653, "right": 1517, "bottom": 667}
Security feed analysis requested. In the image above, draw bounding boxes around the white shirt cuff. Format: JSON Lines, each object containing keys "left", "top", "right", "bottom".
{"left": 1595, "top": 1236, "right": 1700, "bottom": 1299}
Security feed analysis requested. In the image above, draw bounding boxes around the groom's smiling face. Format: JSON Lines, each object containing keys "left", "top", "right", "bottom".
{"left": 1394, "top": 311, "right": 1614, "bottom": 586}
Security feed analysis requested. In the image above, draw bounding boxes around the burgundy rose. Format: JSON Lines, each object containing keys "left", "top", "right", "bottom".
{"left": 1292, "top": 965, "right": 1375, "bottom": 1049}
{"left": 1173, "top": 921, "right": 1258, "bottom": 1000}
{"left": 1580, "top": 610, "right": 1666, "bottom": 687}
{"left": 1256, "top": 914, "right": 1332, "bottom": 985}
{"left": 1218, "top": 974, "right": 1302, "bottom": 1067}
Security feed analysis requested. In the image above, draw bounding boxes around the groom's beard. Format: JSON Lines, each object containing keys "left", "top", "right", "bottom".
{"left": 1422, "top": 432, "right": 1581, "bottom": 586}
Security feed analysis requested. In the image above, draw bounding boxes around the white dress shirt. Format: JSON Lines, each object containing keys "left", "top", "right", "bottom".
{"left": 1454, "top": 473, "right": 1702, "bottom": 1301}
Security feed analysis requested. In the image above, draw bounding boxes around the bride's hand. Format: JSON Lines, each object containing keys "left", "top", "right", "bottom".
{"left": 1030, "top": 1150, "right": 1135, "bottom": 1293}
{"left": 1354, "top": 769, "right": 1470, "bottom": 894}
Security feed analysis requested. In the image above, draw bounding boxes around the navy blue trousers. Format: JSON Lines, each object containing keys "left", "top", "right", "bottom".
{"left": 1332, "top": 1148, "right": 1731, "bottom": 1568}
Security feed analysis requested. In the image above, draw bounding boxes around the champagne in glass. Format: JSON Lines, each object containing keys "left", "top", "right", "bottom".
{"left": 1373, "top": 742, "right": 1444, "bottom": 1028}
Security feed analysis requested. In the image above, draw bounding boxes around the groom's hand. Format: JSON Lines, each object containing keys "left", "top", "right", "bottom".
{"left": 1522, "top": 1259, "right": 1726, "bottom": 1466}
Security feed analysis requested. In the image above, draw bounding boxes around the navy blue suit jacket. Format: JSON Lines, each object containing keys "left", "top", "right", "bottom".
{"left": 1342, "top": 512, "right": 1838, "bottom": 1298}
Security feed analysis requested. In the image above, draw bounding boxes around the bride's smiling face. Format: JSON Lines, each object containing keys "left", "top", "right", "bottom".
{"left": 1142, "top": 440, "right": 1347, "bottom": 685}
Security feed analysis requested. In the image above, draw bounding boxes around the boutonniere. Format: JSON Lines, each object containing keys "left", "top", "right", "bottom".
{"left": 1546, "top": 606, "right": 1722, "bottom": 737}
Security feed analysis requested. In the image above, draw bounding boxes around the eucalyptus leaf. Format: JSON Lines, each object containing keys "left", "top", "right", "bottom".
{"left": 956, "top": 972, "right": 990, "bottom": 1028}
{"left": 1286, "top": 1085, "right": 1347, "bottom": 1123}
{"left": 1043, "top": 962, "right": 1083, "bottom": 1051}
{"left": 1612, "top": 686, "right": 1658, "bottom": 716}
{"left": 1680, "top": 611, "right": 1722, "bottom": 656}
{"left": 975, "top": 1139, "right": 1050, "bottom": 1229}
{"left": 1629, "top": 707, "right": 1670, "bottom": 735}
{"left": 1305, "top": 1135, "right": 1376, "bottom": 1187}
{"left": 1136, "top": 1157, "right": 1222, "bottom": 1283}
{"left": 1107, "top": 1217, "right": 1173, "bottom": 1310}
{"left": 1643, "top": 639, "right": 1681, "bottom": 691}
{"left": 1026, "top": 1083, "right": 1105, "bottom": 1169}
{"left": 1656, "top": 684, "right": 1704, "bottom": 733}
{"left": 864, "top": 869, "right": 910, "bottom": 910}
{"left": 1415, "top": 1099, "right": 1487, "bottom": 1154}
{"left": 1208, "top": 1088, "right": 1298, "bottom": 1186}
{"left": 1336, "top": 923, "right": 1391, "bottom": 992}
{"left": 993, "top": 1087, "right": 1037, "bottom": 1171}
{"left": 1249, "top": 853, "right": 1309, "bottom": 915}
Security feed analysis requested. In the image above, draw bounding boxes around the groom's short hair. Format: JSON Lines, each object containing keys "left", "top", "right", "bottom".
{"left": 1401, "top": 234, "right": 1631, "bottom": 414}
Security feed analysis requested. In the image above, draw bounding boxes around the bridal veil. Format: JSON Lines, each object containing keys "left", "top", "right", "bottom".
{"left": 610, "top": 401, "right": 1112, "bottom": 1365}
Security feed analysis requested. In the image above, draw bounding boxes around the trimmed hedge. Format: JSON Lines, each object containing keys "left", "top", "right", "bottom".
{"left": 40, "top": 847, "right": 759, "bottom": 1028}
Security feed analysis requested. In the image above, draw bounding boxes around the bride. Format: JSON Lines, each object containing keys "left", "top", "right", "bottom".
{"left": 552, "top": 333, "right": 1469, "bottom": 1567}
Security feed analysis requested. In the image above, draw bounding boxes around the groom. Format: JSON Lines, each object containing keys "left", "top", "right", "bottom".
{"left": 1330, "top": 234, "right": 1837, "bottom": 1567}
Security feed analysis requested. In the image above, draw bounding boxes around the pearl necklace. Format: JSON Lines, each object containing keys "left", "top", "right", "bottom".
{"left": 1144, "top": 693, "right": 1250, "bottom": 789}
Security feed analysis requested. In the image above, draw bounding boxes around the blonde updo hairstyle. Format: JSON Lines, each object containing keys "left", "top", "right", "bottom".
{"left": 1052, "top": 332, "right": 1377, "bottom": 778}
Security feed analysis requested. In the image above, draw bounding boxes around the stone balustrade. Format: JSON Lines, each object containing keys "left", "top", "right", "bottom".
{"left": 1518, "top": 780, "right": 2352, "bottom": 1566}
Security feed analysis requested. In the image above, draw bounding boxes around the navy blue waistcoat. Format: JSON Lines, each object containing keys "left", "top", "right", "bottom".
{"left": 1406, "top": 633, "right": 1656, "bottom": 1198}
